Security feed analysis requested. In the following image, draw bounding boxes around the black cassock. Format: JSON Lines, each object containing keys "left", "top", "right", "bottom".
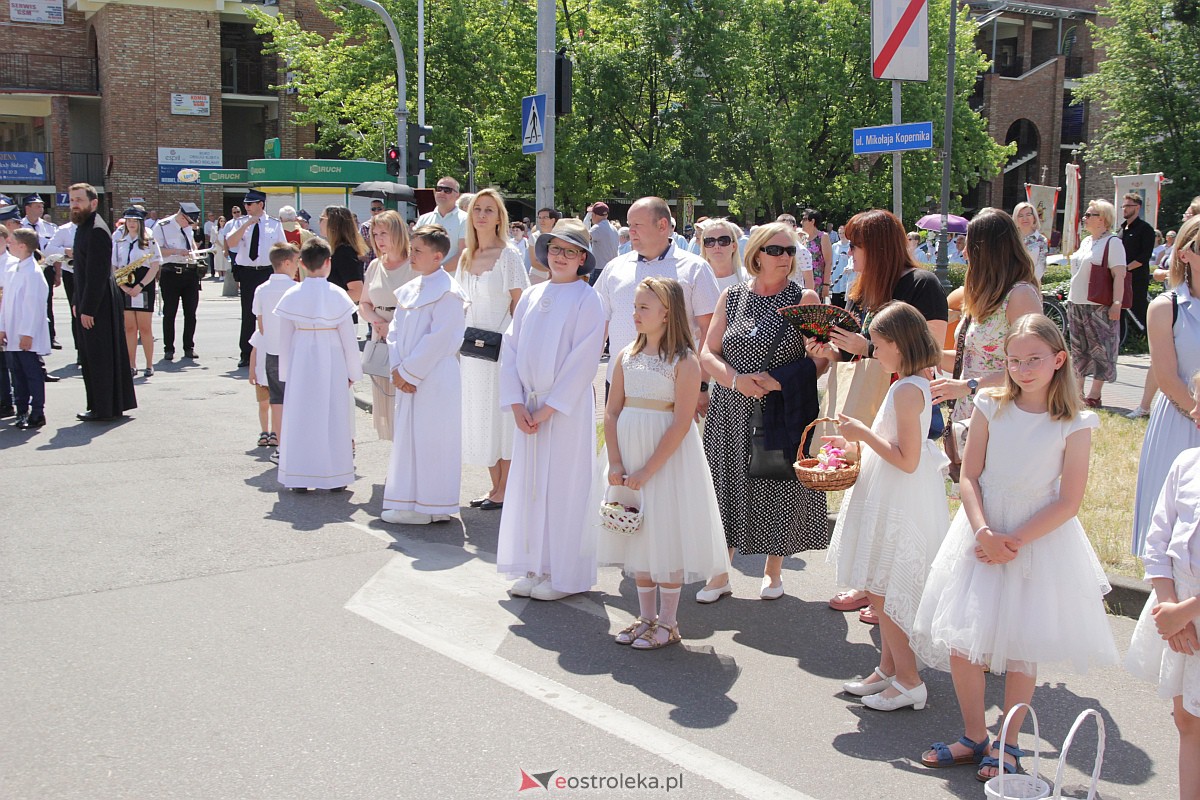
{"left": 73, "top": 212, "right": 136, "bottom": 418}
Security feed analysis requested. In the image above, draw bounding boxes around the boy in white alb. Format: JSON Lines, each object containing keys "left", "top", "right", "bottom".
{"left": 250, "top": 241, "right": 299, "bottom": 457}
{"left": 273, "top": 237, "right": 363, "bottom": 493}
{"left": 0, "top": 229, "right": 51, "bottom": 428}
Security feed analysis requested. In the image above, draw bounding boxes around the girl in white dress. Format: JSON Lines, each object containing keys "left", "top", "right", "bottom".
{"left": 497, "top": 219, "right": 606, "bottom": 601}
{"left": 457, "top": 188, "right": 529, "bottom": 510}
{"left": 823, "top": 301, "right": 949, "bottom": 711}
{"left": 597, "top": 277, "right": 730, "bottom": 649}
{"left": 1126, "top": 371, "right": 1200, "bottom": 800}
{"left": 912, "top": 314, "right": 1117, "bottom": 781}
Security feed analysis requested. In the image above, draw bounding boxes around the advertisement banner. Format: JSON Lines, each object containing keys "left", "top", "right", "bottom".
{"left": 9, "top": 0, "right": 64, "bottom": 25}
{"left": 1024, "top": 183, "right": 1060, "bottom": 241}
{"left": 1113, "top": 172, "right": 1164, "bottom": 231}
{"left": 157, "top": 147, "right": 222, "bottom": 185}
{"left": 1062, "top": 163, "right": 1081, "bottom": 256}
{"left": 170, "top": 94, "right": 211, "bottom": 116}
{"left": 0, "top": 152, "right": 48, "bottom": 180}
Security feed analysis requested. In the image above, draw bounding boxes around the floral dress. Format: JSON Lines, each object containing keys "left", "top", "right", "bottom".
{"left": 952, "top": 283, "right": 1033, "bottom": 422}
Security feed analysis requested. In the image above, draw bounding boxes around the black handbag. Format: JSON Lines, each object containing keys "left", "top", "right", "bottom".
{"left": 460, "top": 326, "right": 502, "bottom": 361}
{"left": 746, "top": 309, "right": 798, "bottom": 481}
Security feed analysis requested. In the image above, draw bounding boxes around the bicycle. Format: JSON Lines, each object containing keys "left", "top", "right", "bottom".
{"left": 1042, "top": 289, "right": 1069, "bottom": 344}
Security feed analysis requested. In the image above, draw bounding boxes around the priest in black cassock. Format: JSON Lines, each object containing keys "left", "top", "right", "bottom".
{"left": 69, "top": 183, "right": 136, "bottom": 421}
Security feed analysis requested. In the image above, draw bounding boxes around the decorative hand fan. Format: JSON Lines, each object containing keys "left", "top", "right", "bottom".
{"left": 776, "top": 304, "right": 861, "bottom": 342}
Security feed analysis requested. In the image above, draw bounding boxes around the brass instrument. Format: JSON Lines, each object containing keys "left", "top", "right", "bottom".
{"left": 114, "top": 251, "right": 155, "bottom": 285}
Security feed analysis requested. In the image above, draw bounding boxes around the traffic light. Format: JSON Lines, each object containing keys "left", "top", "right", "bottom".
{"left": 555, "top": 47, "right": 572, "bottom": 116}
{"left": 407, "top": 123, "right": 433, "bottom": 177}
{"left": 385, "top": 143, "right": 400, "bottom": 177}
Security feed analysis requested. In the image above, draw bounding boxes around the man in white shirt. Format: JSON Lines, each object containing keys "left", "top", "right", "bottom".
{"left": 525, "top": 206, "right": 562, "bottom": 280}
{"left": 20, "top": 194, "right": 61, "bottom": 349}
{"left": 43, "top": 217, "right": 77, "bottom": 355}
{"left": 153, "top": 202, "right": 207, "bottom": 361}
{"left": 203, "top": 212, "right": 219, "bottom": 277}
{"left": 0, "top": 219, "right": 19, "bottom": 416}
{"left": 509, "top": 221, "right": 529, "bottom": 263}
{"left": 415, "top": 176, "right": 467, "bottom": 270}
{"left": 593, "top": 196, "right": 720, "bottom": 418}
{"left": 587, "top": 201, "right": 619, "bottom": 284}
{"left": 225, "top": 189, "right": 287, "bottom": 367}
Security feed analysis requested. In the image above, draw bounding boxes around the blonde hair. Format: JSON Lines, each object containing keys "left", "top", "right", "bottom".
{"left": 743, "top": 222, "right": 796, "bottom": 278}
{"left": 628, "top": 277, "right": 695, "bottom": 362}
{"left": 1170, "top": 214, "right": 1200, "bottom": 293}
{"left": 697, "top": 217, "right": 743, "bottom": 273}
{"left": 1086, "top": 199, "right": 1117, "bottom": 231}
{"left": 371, "top": 210, "right": 410, "bottom": 263}
{"left": 462, "top": 188, "right": 510, "bottom": 272}
{"left": 1012, "top": 201, "right": 1041, "bottom": 232}
{"left": 989, "top": 314, "right": 1081, "bottom": 421}
{"left": 868, "top": 301, "right": 941, "bottom": 378}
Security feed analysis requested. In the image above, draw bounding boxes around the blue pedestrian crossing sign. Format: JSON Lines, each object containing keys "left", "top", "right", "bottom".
{"left": 522, "top": 94, "right": 546, "bottom": 155}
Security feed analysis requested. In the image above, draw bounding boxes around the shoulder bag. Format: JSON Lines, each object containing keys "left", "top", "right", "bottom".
{"left": 943, "top": 315, "right": 971, "bottom": 483}
{"left": 1086, "top": 236, "right": 1133, "bottom": 309}
{"left": 461, "top": 326, "right": 502, "bottom": 361}
{"left": 362, "top": 338, "right": 392, "bottom": 378}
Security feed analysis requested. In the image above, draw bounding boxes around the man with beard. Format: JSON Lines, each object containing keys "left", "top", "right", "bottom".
{"left": 69, "top": 183, "right": 135, "bottom": 421}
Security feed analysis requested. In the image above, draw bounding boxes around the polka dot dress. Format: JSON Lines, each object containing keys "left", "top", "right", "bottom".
{"left": 704, "top": 282, "right": 829, "bottom": 556}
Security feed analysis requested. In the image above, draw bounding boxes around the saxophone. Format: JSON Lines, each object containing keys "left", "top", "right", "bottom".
{"left": 114, "top": 251, "right": 155, "bottom": 285}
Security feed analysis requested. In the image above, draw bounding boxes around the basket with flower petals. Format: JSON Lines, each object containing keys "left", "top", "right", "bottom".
{"left": 793, "top": 417, "right": 860, "bottom": 491}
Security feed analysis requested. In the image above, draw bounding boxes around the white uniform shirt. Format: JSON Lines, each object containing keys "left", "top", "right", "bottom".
{"left": 43, "top": 222, "right": 76, "bottom": 273}
{"left": 0, "top": 255, "right": 51, "bottom": 354}
{"left": 252, "top": 273, "right": 298, "bottom": 356}
{"left": 593, "top": 242, "right": 720, "bottom": 381}
{"left": 152, "top": 216, "right": 204, "bottom": 266}
{"left": 232, "top": 215, "right": 286, "bottom": 267}
{"left": 19, "top": 216, "right": 56, "bottom": 251}
{"left": 416, "top": 206, "right": 467, "bottom": 267}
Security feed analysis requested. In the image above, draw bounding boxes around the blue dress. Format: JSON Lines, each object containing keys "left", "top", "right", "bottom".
{"left": 1132, "top": 283, "right": 1200, "bottom": 556}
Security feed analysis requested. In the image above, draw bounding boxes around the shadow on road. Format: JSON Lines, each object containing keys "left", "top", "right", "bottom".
{"left": 29, "top": 415, "right": 133, "bottom": 450}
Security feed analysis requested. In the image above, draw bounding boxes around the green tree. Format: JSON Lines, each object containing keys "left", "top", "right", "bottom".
{"left": 1076, "top": 1, "right": 1200, "bottom": 220}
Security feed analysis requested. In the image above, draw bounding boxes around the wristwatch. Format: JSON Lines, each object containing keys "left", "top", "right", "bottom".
{"left": 966, "top": 378, "right": 979, "bottom": 395}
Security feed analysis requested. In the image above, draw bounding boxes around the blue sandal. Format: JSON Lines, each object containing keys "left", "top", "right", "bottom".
{"left": 921, "top": 735, "right": 990, "bottom": 768}
{"left": 976, "top": 742, "right": 1023, "bottom": 782}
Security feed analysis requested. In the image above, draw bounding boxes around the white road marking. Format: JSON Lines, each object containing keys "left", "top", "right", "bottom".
{"left": 343, "top": 522, "right": 817, "bottom": 800}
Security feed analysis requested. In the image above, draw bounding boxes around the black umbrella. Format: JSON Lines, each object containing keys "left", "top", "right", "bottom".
{"left": 351, "top": 181, "right": 415, "bottom": 202}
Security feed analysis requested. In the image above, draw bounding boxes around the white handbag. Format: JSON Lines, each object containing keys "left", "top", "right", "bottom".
{"left": 361, "top": 339, "right": 392, "bottom": 378}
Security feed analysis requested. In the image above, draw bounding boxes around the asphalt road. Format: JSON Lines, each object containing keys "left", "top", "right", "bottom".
{"left": 0, "top": 281, "right": 1176, "bottom": 799}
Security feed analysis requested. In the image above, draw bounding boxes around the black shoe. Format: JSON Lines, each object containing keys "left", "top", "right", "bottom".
{"left": 51, "top": 340, "right": 62, "bottom": 350}
{"left": 13, "top": 413, "right": 29, "bottom": 428}
{"left": 479, "top": 499, "right": 504, "bottom": 511}
{"left": 75, "top": 411, "right": 115, "bottom": 422}
{"left": 163, "top": 351, "right": 175, "bottom": 362}
{"left": 469, "top": 496, "right": 490, "bottom": 508}
{"left": 237, "top": 358, "right": 250, "bottom": 368}
{"left": 184, "top": 350, "right": 199, "bottom": 360}
{"left": 0, "top": 405, "right": 14, "bottom": 419}
{"left": 290, "top": 487, "right": 310, "bottom": 494}
{"left": 22, "top": 413, "right": 45, "bottom": 429}
{"left": 43, "top": 374, "right": 61, "bottom": 383}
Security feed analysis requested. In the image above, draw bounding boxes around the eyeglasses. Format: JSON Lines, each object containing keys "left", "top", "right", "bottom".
{"left": 1006, "top": 355, "right": 1051, "bottom": 372}
{"left": 761, "top": 244, "right": 797, "bottom": 257}
{"left": 1082, "top": 211, "right": 1099, "bottom": 218}
{"left": 703, "top": 236, "right": 733, "bottom": 248}
{"left": 434, "top": 186, "right": 458, "bottom": 194}
{"left": 547, "top": 245, "right": 583, "bottom": 259}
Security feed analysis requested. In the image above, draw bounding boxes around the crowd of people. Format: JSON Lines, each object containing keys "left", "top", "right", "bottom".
{"left": 4, "top": 179, "right": 1200, "bottom": 795}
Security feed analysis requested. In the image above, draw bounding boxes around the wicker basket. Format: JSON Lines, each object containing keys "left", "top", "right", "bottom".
{"left": 600, "top": 485, "right": 644, "bottom": 535}
{"left": 793, "top": 417, "right": 860, "bottom": 492}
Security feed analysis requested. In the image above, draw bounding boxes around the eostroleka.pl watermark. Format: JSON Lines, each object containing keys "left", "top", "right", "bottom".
{"left": 518, "top": 769, "right": 684, "bottom": 793}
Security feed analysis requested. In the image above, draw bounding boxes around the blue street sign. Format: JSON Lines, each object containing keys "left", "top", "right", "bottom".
{"left": 522, "top": 94, "right": 546, "bottom": 155}
{"left": 55, "top": 193, "right": 69, "bottom": 207}
{"left": 852, "top": 121, "right": 934, "bottom": 155}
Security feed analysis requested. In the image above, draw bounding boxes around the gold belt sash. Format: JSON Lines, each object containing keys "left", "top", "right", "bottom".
{"left": 296, "top": 327, "right": 337, "bottom": 331}
{"left": 625, "top": 398, "right": 674, "bottom": 411}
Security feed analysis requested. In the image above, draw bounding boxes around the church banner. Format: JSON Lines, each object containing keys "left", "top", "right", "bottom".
{"left": 1113, "top": 172, "right": 1164, "bottom": 231}
{"left": 1024, "top": 183, "right": 1059, "bottom": 242}
{"left": 1062, "top": 163, "right": 1081, "bottom": 256}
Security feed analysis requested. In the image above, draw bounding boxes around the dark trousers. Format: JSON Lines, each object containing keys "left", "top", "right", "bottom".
{"left": 0, "top": 351, "right": 11, "bottom": 408}
{"left": 237, "top": 266, "right": 271, "bottom": 359}
{"left": 1130, "top": 264, "right": 1151, "bottom": 332}
{"left": 159, "top": 269, "right": 201, "bottom": 352}
{"left": 62, "top": 271, "right": 80, "bottom": 353}
{"left": 43, "top": 265, "right": 57, "bottom": 342}
{"left": 9, "top": 351, "right": 45, "bottom": 413}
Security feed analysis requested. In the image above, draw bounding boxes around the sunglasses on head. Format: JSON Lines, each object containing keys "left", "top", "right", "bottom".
{"left": 703, "top": 235, "right": 733, "bottom": 248}
{"left": 761, "top": 244, "right": 797, "bottom": 257}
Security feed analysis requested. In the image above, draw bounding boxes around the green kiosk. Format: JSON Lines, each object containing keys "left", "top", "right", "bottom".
{"left": 195, "top": 159, "right": 400, "bottom": 221}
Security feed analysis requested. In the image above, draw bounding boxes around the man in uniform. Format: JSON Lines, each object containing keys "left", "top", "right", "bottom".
{"left": 152, "top": 202, "right": 205, "bottom": 361}
{"left": 225, "top": 189, "right": 285, "bottom": 367}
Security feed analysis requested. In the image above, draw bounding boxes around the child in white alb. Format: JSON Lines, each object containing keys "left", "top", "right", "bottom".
{"left": 1126, "top": 370, "right": 1200, "bottom": 800}
{"left": 911, "top": 314, "right": 1117, "bottom": 781}
{"left": 596, "top": 276, "right": 729, "bottom": 649}
{"left": 823, "top": 301, "right": 949, "bottom": 711}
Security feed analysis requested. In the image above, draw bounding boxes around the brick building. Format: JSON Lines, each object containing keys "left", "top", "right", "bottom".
{"left": 0, "top": 0, "right": 333, "bottom": 220}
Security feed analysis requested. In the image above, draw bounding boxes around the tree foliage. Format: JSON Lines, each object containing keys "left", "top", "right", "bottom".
{"left": 1076, "top": 1, "right": 1200, "bottom": 220}
{"left": 251, "top": 0, "right": 1009, "bottom": 227}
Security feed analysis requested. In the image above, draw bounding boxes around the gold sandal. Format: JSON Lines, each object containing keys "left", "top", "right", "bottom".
{"left": 615, "top": 617, "right": 655, "bottom": 645}
{"left": 631, "top": 622, "right": 681, "bottom": 650}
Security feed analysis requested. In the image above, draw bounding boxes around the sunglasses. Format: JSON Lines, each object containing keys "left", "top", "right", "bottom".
{"left": 1082, "top": 211, "right": 1099, "bottom": 218}
{"left": 703, "top": 236, "right": 733, "bottom": 248}
{"left": 762, "top": 245, "right": 797, "bottom": 257}
{"left": 434, "top": 186, "right": 458, "bottom": 194}
{"left": 370, "top": 207, "right": 384, "bottom": 213}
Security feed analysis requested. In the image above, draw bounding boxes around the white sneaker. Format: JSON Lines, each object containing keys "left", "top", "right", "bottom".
{"left": 759, "top": 576, "right": 784, "bottom": 600}
{"left": 530, "top": 580, "right": 574, "bottom": 601}
{"left": 269, "top": 449, "right": 280, "bottom": 464}
{"left": 1125, "top": 406, "right": 1150, "bottom": 419}
{"left": 381, "top": 510, "right": 433, "bottom": 525}
{"left": 510, "top": 573, "right": 540, "bottom": 597}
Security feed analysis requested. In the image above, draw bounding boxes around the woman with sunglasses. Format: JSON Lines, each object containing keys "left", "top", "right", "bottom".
{"left": 809, "top": 209, "right": 948, "bottom": 623}
{"left": 801, "top": 209, "right": 834, "bottom": 303}
{"left": 696, "top": 218, "right": 747, "bottom": 291}
{"left": 697, "top": 222, "right": 827, "bottom": 603}
{"left": 1067, "top": 199, "right": 1127, "bottom": 409}
{"left": 1131, "top": 214, "right": 1200, "bottom": 558}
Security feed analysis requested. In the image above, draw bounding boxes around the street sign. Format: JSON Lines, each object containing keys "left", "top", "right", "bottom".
{"left": 522, "top": 94, "right": 546, "bottom": 155}
{"left": 872, "top": 0, "right": 928, "bottom": 81}
{"left": 852, "top": 122, "right": 934, "bottom": 155}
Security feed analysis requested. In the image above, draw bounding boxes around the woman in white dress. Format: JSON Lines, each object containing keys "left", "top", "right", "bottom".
{"left": 359, "top": 210, "right": 417, "bottom": 441}
{"left": 457, "top": 188, "right": 529, "bottom": 510}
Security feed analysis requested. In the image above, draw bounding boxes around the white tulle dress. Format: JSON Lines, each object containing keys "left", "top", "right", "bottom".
{"left": 596, "top": 350, "right": 730, "bottom": 584}
{"left": 826, "top": 375, "right": 950, "bottom": 635}
{"left": 911, "top": 394, "right": 1118, "bottom": 675}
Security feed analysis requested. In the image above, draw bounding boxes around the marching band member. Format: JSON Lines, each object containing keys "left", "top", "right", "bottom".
{"left": 112, "top": 208, "right": 162, "bottom": 377}
{"left": 226, "top": 190, "right": 286, "bottom": 367}
{"left": 152, "top": 202, "right": 205, "bottom": 361}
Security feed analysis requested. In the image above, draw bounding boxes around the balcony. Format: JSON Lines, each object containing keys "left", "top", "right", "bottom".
{"left": 71, "top": 152, "right": 105, "bottom": 186}
{"left": 0, "top": 53, "right": 98, "bottom": 93}
{"left": 221, "top": 57, "right": 276, "bottom": 96}
{"left": 1064, "top": 56, "right": 1085, "bottom": 79}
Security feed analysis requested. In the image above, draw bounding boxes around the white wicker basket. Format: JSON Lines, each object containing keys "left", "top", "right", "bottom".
{"left": 600, "top": 485, "right": 643, "bottom": 535}
{"left": 984, "top": 703, "right": 1050, "bottom": 800}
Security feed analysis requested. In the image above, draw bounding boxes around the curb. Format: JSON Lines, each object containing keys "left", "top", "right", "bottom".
{"left": 353, "top": 386, "right": 1150, "bottom": 620}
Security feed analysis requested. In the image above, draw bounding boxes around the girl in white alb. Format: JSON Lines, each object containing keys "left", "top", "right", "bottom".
{"left": 596, "top": 276, "right": 730, "bottom": 649}
{"left": 1126, "top": 371, "right": 1200, "bottom": 800}
{"left": 823, "top": 301, "right": 949, "bottom": 711}
{"left": 911, "top": 314, "right": 1117, "bottom": 782}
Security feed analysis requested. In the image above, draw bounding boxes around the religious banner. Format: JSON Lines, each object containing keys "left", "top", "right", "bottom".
{"left": 1024, "top": 183, "right": 1059, "bottom": 241}
{"left": 1113, "top": 172, "right": 1164, "bottom": 231}
{"left": 1062, "top": 163, "right": 1081, "bottom": 256}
